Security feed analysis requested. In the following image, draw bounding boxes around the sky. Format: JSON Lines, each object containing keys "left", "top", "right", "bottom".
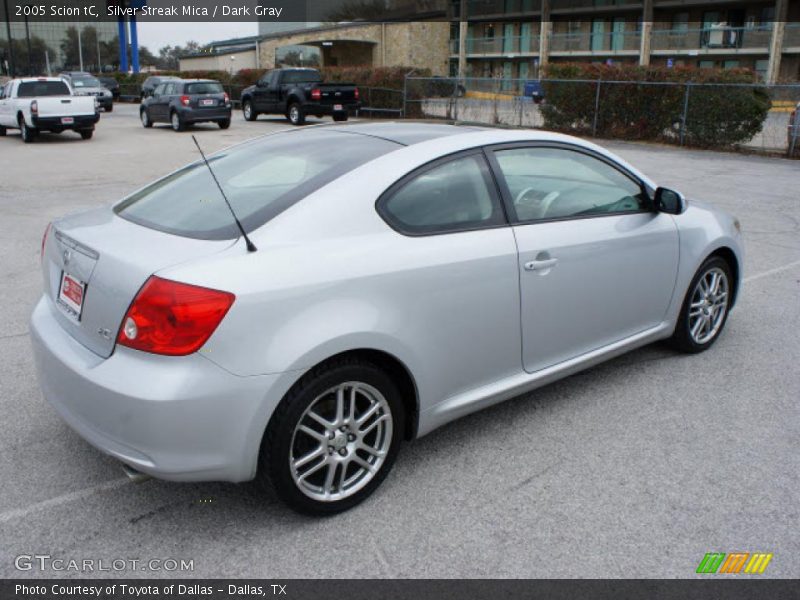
{"left": 137, "top": 22, "right": 258, "bottom": 51}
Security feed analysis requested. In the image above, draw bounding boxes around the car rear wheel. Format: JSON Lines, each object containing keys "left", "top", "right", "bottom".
{"left": 170, "top": 111, "right": 185, "bottom": 132}
{"left": 287, "top": 102, "right": 305, "bottom": 126}
{"left": 20, "top": 118, "right": 35, "bottom": 143}
{"left": 670, "top": 257, "right": 733, "bottom": 353}
{"left": 79, "top": 129, "right": 93, "bottom": 140}
{"left": 218, "top": 119, "right": 231, "bottom": 129}
{"left": 140, "top": 109, "right": 152, "bottom": 128}
{"left": 105, "top": 104, "right": 113, "bottom": 113}
{"left": 332, "top": 112, "right": 348, "bottom": 122}
{"left": 242, "top": 100, "right": 257, "bottom": 121}
{"left": 259, "top": 358, "right": 404, "bottom": 515}
{"left": 0, "top": 125, "right": 6, "bottom": 136}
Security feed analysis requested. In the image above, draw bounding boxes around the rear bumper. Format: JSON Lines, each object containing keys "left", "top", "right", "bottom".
{"left": 30, "top": 295, "right": 290, "bottom": 483}
{"left": 32, "top": 113, "right": 99, "bottom": 131}
{"left": 178, "top": 106, "right": 232, "bottom": 123}
{"left": 303, "top": 102, "right": 360, "bottom": 116}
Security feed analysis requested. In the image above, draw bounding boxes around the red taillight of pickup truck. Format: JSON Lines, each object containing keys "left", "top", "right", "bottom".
{"left": 180, "top": 95, "right": 191, "bottom": 107}
{"left": 354, "top": 87, "right": 360, "bottom": 101}
{"left": 30, "top": 100, "right": 38, "bottom": 115}
{"left": 310, "top": 88, "right": 321, "bottom": 101}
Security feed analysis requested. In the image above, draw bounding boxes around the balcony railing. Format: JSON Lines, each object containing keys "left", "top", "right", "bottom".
{"left": 461, "top": 0, "right": 542, "bottom": 17}
{"left": 549, "top": 30, "right": 641, "bottom": 53}
{"left": 550, "top": 0, "right": 642, "bottom": 11}
{"left": 650, "top": 26, "right": 772, "bottom": 51}
{"left": 450, "top": 35, "right": 541, "bottom": 55}
{"left": 785, "top": 23, "right": 800, "bottom": 48}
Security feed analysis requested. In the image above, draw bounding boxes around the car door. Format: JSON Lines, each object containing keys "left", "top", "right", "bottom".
{"left": 0, "top": 82, "right": 12, "bottom": 127}
{"left": 488, "top": 144, "right": 680, "bottom": 373}
{"left": 252, "top": 73, "right": 273, "bottom": 112}
{"left": 147, "top": 83, "right": 166, "bottom": 121}
{"left": 376, "top": 150, "right": 522, "bottom": 403}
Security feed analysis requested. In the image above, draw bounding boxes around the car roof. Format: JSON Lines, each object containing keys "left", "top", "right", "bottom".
{"left": 324, "top": 122, "right": 489, "bottom": 146}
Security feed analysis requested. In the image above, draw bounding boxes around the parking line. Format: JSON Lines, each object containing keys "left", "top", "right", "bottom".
{"left": 0, "top": 478, "right": 130, "bottom": 525}
{"left": 743, "top": 259, "right": 800, "bottom": 283}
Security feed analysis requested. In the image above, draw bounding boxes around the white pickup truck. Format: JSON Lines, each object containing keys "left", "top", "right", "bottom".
{"left": 0, "top": 77, "right": 99, "bottom": 143}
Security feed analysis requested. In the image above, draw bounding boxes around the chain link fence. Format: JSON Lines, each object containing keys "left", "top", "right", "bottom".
{"left": 404, "top": 76, "right": 800, "bottom": 158}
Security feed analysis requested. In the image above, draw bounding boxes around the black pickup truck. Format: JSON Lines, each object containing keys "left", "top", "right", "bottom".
{"left": 240, "top": 68, "right": 359, "bottom": 125}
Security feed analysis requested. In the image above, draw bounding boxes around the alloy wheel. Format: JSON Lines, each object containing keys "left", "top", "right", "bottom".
{"left": 289, "top": 381, "right": 393, "bottom": 502}
{"left": 688, "top": 267, "right": 729, "bottom": 345}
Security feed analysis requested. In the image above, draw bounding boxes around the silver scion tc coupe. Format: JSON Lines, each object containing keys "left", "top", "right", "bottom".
{"left": 31, "top": 123, "right": 743, "bottom": 514}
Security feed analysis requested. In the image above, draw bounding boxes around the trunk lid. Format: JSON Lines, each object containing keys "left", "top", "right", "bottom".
{"left": 42, "top": 207, "right": 234, "bottom": 358}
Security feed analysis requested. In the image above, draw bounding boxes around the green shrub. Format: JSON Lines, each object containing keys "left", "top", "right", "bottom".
{"left": 540, "top": 63, "right": 771, "bottom": 148}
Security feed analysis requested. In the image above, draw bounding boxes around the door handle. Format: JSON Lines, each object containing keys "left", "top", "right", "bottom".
{"left": 524, "top": 258, "right": 558, "bottom": 271}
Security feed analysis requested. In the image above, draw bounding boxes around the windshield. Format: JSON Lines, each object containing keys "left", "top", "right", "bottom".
{"left": 18, "top": 81, "right": 71, "bottom": 97}
{"left": 72, "top": 77, "right": 102, "bottom": 88}
{"left": 186, "top": 82, "right": 224, "bottom": 94}
{"left": 114, "top": 130, "right": 399, "bottom": 240}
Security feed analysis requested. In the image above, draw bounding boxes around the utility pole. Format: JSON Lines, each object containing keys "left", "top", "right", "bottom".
{"left": 77, "top": 24, "right": 84, "bottom": 71}
{"left": 24, "top": 11, "right": 32, "bottom": 74}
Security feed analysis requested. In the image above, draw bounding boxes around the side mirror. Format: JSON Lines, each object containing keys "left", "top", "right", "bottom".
{"left": 654, "top": 187, "right": 687, "bottom": 215}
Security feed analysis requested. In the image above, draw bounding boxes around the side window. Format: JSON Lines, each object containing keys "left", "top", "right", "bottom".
{"left": 164, "top": 83, "right": 176, "bottom": 95}
{"left": 153, "top": 83, "right": 165, "bottom": 96}
{"left": 379, "top": 154, "right": 505, "bottom": 235}
{"left": 493, "top": 147, "right": 650, "bottom": 222}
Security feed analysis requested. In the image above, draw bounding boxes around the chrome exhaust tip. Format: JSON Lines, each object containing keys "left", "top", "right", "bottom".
{"left": 121, "top": 463, "right": 152, "bottom": 484}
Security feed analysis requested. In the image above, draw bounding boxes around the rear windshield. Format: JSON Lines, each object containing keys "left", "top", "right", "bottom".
{"left": 71, "top": 76, "right": 102, "bottom": 88}
{"left": 18, "top": 81, "right": 71, "bottom": 97}
{"left": 114, "top": 130, "right": 399, "bottom": 240}
{"left": 186, "top": 82, "right": 223, "bottom": 94}
{"left": 282, "top": 70, "right": 321, "bottom": 84}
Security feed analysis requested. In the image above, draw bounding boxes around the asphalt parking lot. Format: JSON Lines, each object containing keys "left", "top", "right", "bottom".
{"left": 0, "top": 103, "right": 798, "bottom": 579}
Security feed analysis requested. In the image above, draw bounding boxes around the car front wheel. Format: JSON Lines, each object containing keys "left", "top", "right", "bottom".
{"left": 243, "top": 100, "right": 257, "bottom": 121}
{"left": 259, "top": 358, "right": 404, "bottom": 515}
{"left": 670, "top": 256, "right": 733, "bottom": 353}
{"left": 140, "top": 109, "right": 152, "bottom": 128}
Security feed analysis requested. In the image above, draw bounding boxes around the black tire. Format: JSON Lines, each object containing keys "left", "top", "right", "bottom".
{"left": 170, "top": 110, "right": 185, "bottom": 132}
{"left": 242, "top": 100, "right": 257, "bottom": 121}
{"left": 79, "top": 129, "right": 93, "bottom": 140}
{"left": 20, "top": 118, "right": 35, "bottom": 143}
{"left": 218, "top": 119, "right": 231, "bottom": 129}
{"left": 259, "top": 357, "right": 405, "bottom": 515}
{"left": 332, "top": 112, "right": 348, "bottom": 122}
{"left": 105, "top": 103, "right": 113, "bottom": 113}
{"left": 0, "top": 125, "right": 6, "bottom": 136}
{"left": 140, "top": 109, "right": 153, "bottom": 128}
{"left": 287, "top": 102, "right": 305, "bottom": 126}
{"left": 669, "top": 256, "right": 733, "bottom": 354}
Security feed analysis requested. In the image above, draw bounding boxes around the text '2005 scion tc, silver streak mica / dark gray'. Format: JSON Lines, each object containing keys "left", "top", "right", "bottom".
{"left": 30, "top": 123, "right": 743, "bottom": 515}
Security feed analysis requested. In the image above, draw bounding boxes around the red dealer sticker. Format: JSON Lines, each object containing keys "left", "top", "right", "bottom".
{"left": 58, "top": 272, "right": 85, "bottom": 319}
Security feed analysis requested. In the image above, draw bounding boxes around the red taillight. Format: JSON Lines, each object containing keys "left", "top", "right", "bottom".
{"left": 354, "top": 87, "right": 359, "bottom": 101}
{"left": 30, "top": 100, "right": 38, "bottom": 114}
{"left": 311, "top": 88, "right": 321, "bottom": 101}
{"left": 40, "top": 223, "right": 51, "bottom": 261}
{"left": 180, "top": 95, "right": 190, "bottom": 106}
{"left": 223, "top": 92, "right": 230, "bottom": 104}
{"left": 117, "top": 276, "right": 235, "bottom": 356}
